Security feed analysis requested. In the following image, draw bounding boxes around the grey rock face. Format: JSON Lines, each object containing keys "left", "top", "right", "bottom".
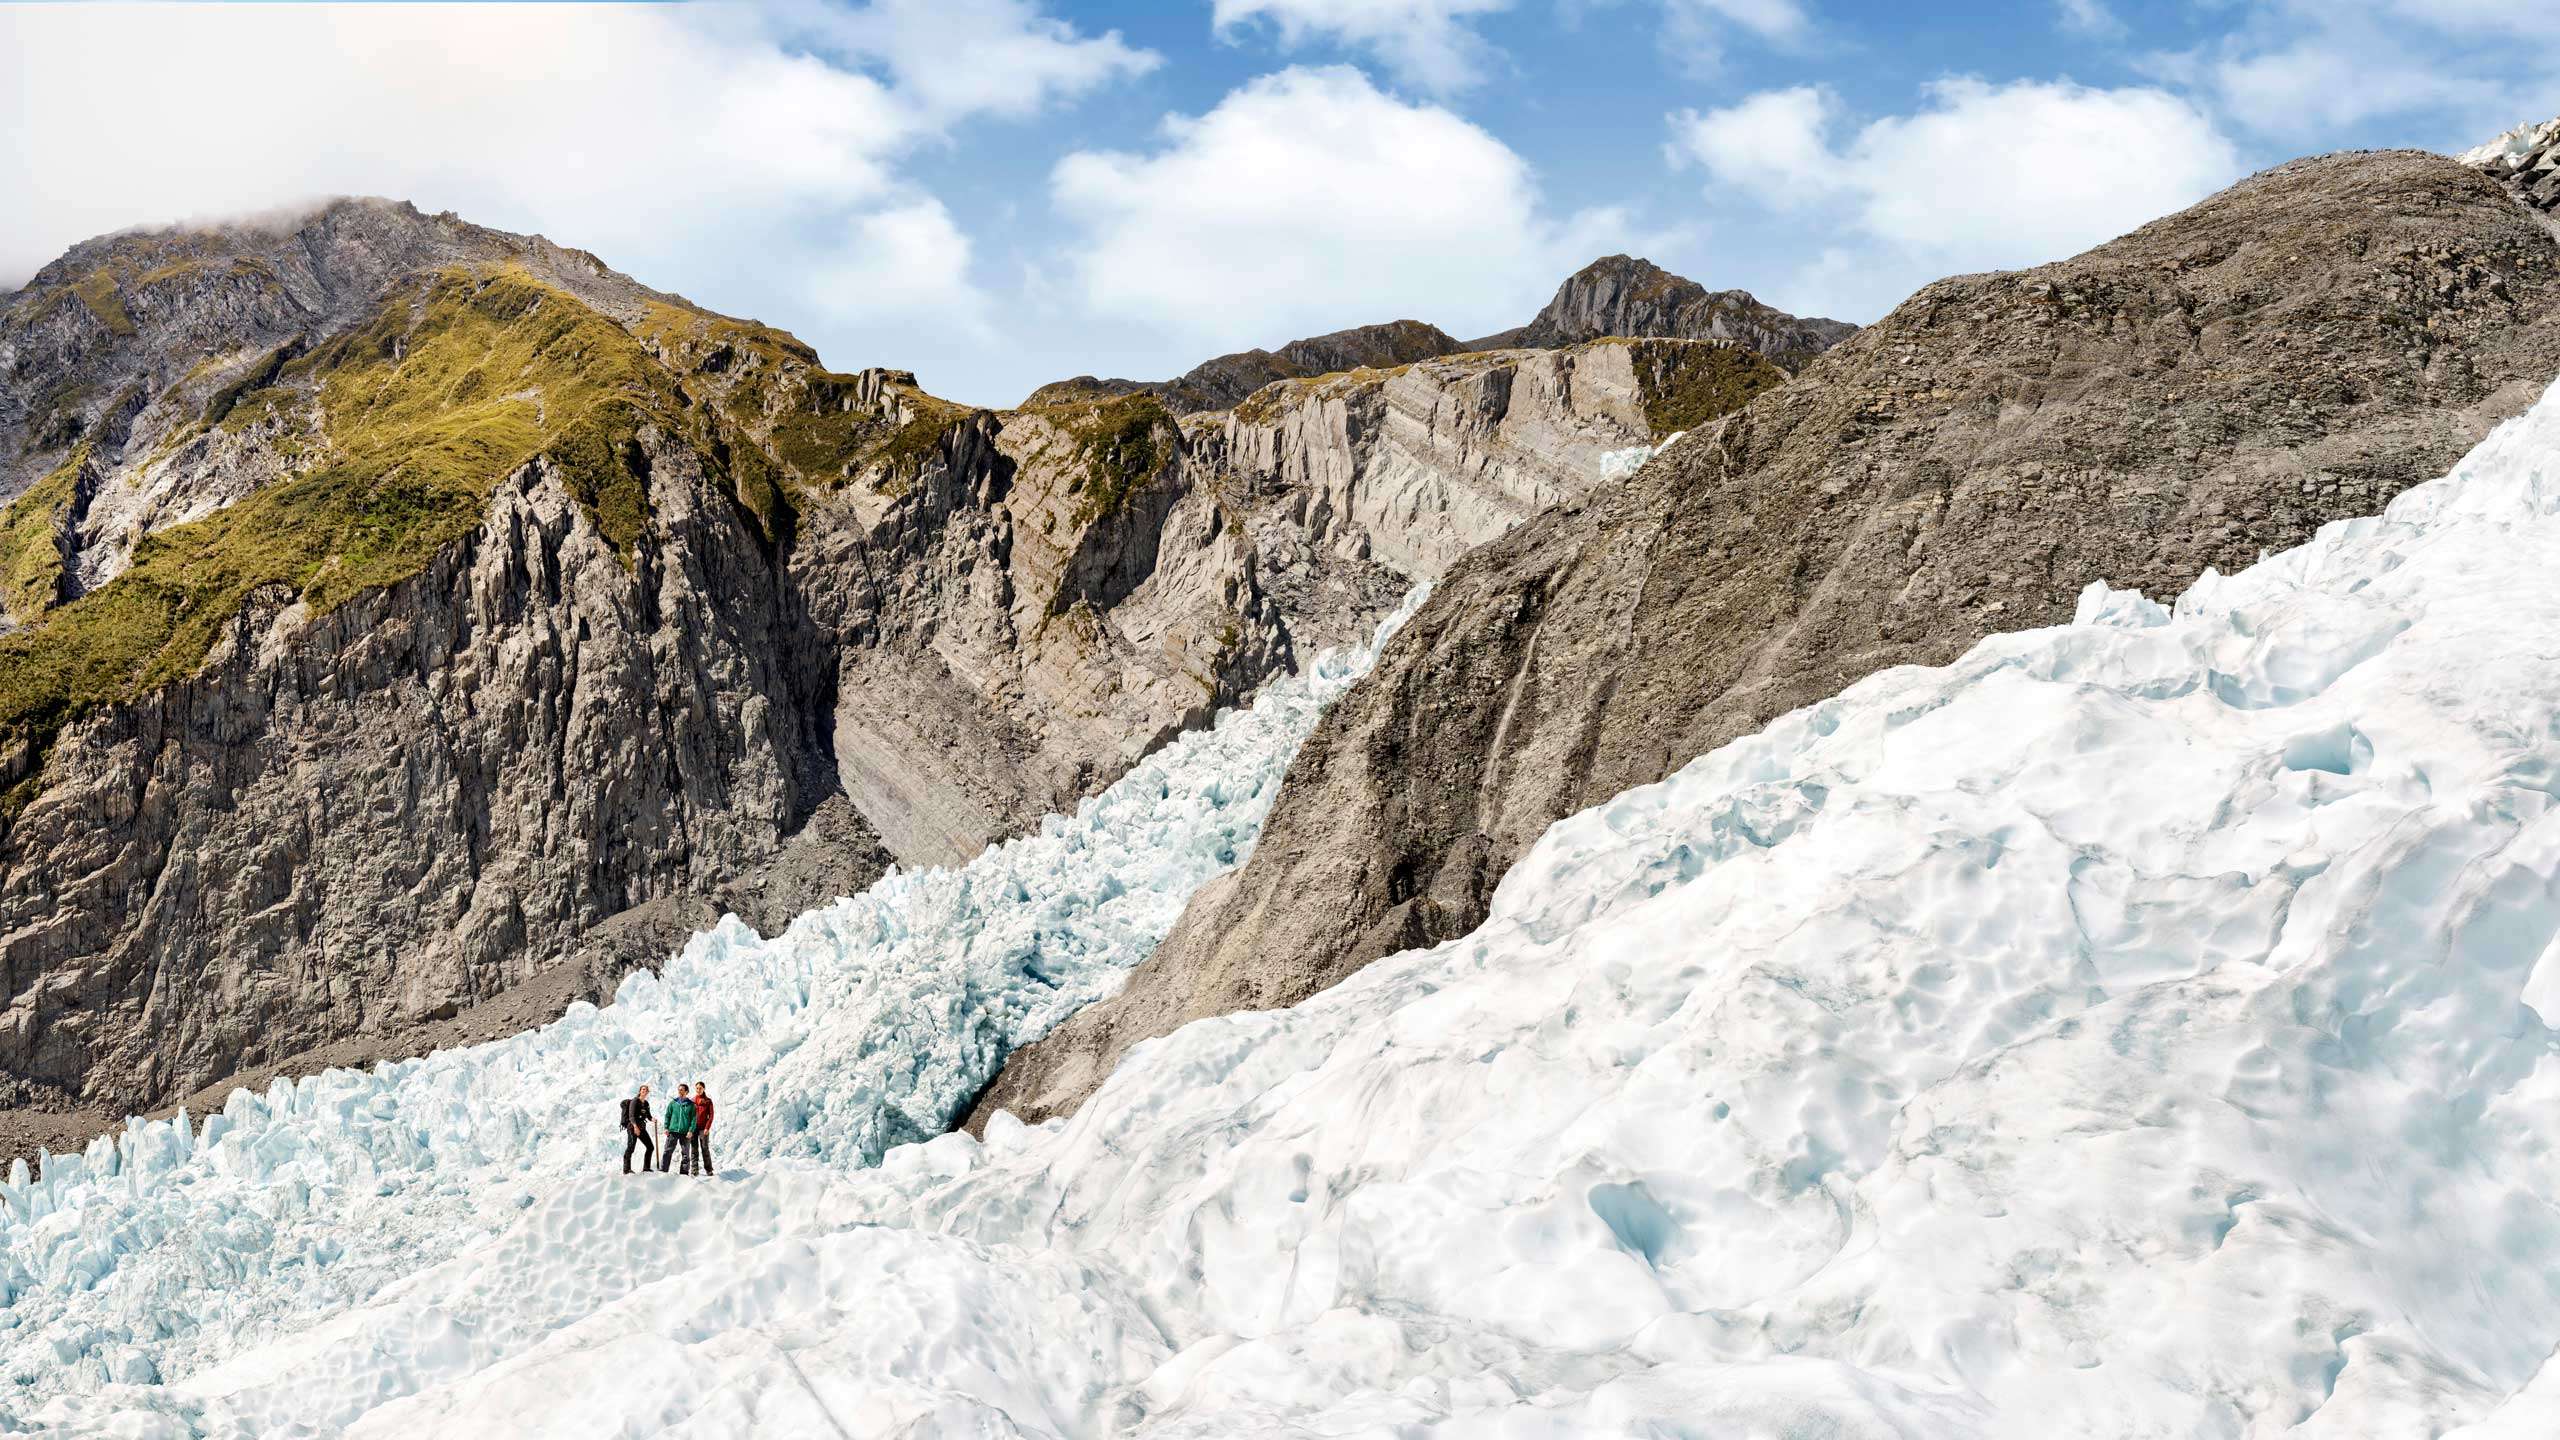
{"left": 970, "top": 149, "right": 2560, "bottom": 1132}
{"left": 1466, "top": 254, "right": 1858, "bottom": 369}
{"left": 799, "top": 338, "right": 1762, "bottom": 867}
{"left": 1193, "top": 338, "right": 1775, "bottom": 578}
{"left": 0, "top": 434, "right": 873, "bottom": 1109}
{"left": 1020, "top": 318, "right": 1468, "bottom": 414}
{"left": 0, "top": 201, "right": 1758, "bottom": 1114}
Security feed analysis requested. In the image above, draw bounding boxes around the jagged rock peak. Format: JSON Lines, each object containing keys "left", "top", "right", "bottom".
{"left": 1020, "top": 317, "right": 1466, "bottom": 414}
{"left": 1470, "top": 254, "right": 1856, "bottom": 370}
{"left": 2462, "top": 115, "right": 2560, "bottom": 214}
{"left": 17, "top": 196, "right": 686, "bottom": 331}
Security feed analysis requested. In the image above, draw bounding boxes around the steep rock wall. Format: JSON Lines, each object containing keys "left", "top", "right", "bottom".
{"left": 0, "top": 432, "right": 881, "bottom": 1110}
{"left": 971, "top": 149, "right": 2560, "bottom": 1131}
{"left": 0, "top": 202, "right": 1775, "bottom": 1115}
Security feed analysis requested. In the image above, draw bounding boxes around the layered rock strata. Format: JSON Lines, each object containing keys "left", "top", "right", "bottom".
{"left": 973, "top": 149, "right": 2560, "bottom": 1131}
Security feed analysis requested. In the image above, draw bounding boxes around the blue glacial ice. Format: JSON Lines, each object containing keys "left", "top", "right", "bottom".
{"left": 27, "top": 375, "right": 2560, "bottom": 1435}
{"left": 0, "top": 586, "right": 1426, "bottom": 1412}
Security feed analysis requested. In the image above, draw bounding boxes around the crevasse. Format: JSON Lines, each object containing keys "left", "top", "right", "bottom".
{"left": 28, "top": 375, "right": 2560, "bottom": 1436}
{"left": 27, "top": 373, "right": 2560, "bottom": 1436}
{"left": 0, "top": 586, "right": 1428, "bottom": 1407}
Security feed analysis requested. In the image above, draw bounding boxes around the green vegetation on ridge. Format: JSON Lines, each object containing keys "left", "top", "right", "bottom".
{"left": 1622, "top": 340, "right": 1790, "bottom": 436}
{"left": 0, "top": 444, "right": 86, "bottom": 625}
{"left": 1058, "top": 393, "right": 1175, "bottom": 523}
{"left": 71, "top": 272, "right": 135, "bottom": 338}
{"left": 0, "top": 265, "right": 681, "bottom": 750}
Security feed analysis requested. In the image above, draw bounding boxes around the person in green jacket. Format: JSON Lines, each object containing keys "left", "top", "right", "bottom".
{"left": 661, "top": 1084, "right": 698, "bottom": 1175}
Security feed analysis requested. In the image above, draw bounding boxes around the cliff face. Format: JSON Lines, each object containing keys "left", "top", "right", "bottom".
{"left": 801, "top": 339, "right": 1784, "bottom": 865}
{"left": 1192, "top": 337, "right": 1784, "bottom": 577}
{"left": 970, "top": 149, "right": 2560, "bottom": 1132}
{"left": 0, "top": 201, "right": 1780, "bottom": 1114}
{"left": 0, "top": 441, "right": 870, "bottom": 1107}
{"left": 1467, "top": 254, "right": 1858, "bottom": 368}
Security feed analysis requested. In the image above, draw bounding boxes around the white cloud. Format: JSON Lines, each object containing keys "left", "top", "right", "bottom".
{"left": 1665, "top": 85, "right": 1836, "bottom": 203}
{"left": 0, "top": 6, "right": 909, "bottom": 285}
{"left": 772, "top": 0, "right": 1158, "bottom": 124}
{"left": 2208, "top": 39, "right": 2474, "bottom": 137}
{"left": 2055, "top": 0, "right": 2127, "bottom": 40}
{"left": 0, "top": 2, "right": 1155, "bottom": 404}
{"left": 1052, "top": 66, "right": 1627, "bottom": 346}
{"left": 808, "top": 201, "right": 994, "bottom": 338}
{"left": 2159, "top": 1, "right": 2556, "bottom": 146}
{"left": 1210, "top": 0, "right": 1512, "bottom": 93}
{"left": 1661, "top": 0, "right": 1812, "bottom": 64}
{"left": 1671, "top": 77, "right": 2245, "bottom": 319}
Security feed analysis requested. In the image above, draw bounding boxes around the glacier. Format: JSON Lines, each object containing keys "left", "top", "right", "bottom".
{"left": 19, "top": 369, "right": 2560, "bottom": 1435}
{"left": 0, "top": 587, "right": 1426, "bottom": 1418}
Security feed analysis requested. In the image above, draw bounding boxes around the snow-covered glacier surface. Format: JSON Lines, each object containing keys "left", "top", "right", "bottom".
{"left": 0, "top": 587, "right": 1425, "bottom": 1419}
{"left": 25, "top": 372, "right": 2560, "bottom": 1436}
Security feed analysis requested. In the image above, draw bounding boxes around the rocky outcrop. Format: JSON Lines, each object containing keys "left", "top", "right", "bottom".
{"left": 1022, "top": 318, "right": 1467, "bottom": 414}
{"left": 0, "top": 435, "right": 877, "bottom": 1110}
{"left": 970, "top": 148, "right": 2560, "bottom": 1132}
{"left": 1019, "top": 256, "right": 1858, "bottom": 416}
{"left": 0, "top": 200, "right": 1785, "bottom": 1115}
{"left": 1466, "top": 255, "right": 1857, "bottom": 369}
{"left": 0, "top": 199, "right": 677, "bottom": 552}
{"left": 804, "top": 338, "right": 1784, "bottom": 865}
{"left": 2463, "top": 116, "right": 2560, "bottom": 221}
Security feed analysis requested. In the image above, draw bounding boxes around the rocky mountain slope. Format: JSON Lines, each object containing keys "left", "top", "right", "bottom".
{"left": 1466, "top": 253, "right": 1857, "bottom": 366}
{"left": 971, "top": 146, "right": 2560, "bottom": 1129}
{"left": 1023, "top": 254, "right": 1853, "bottom": 414}
{"left": 0, "top": 203, "right": 1781, "bottom": 1119}
{"left": 1021, "top": 318, "right": 1465, "bottom": 413}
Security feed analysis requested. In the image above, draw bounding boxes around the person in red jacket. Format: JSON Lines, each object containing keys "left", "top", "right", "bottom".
{"left": 690, "top": 1084, "right": 715, "bottom": 1178}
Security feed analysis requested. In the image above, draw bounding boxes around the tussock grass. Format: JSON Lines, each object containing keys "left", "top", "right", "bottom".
{"left": 0, "top": 265, "right": 680, "bottom": 748}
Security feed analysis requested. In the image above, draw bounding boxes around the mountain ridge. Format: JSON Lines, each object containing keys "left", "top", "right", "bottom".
{"left": 971, "top": 144, "right": 2560, "bottom": 1133}
{"left": 1021, "top": 254, "right": 1854, "bottom": 414}
{"left": 1466, "top": 252, "right": 1856, "bottom": 365}
{"left": 0, "top": 198, "right": 1782, "bottom": 1126}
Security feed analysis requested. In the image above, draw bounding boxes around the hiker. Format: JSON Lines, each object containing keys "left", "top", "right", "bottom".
{"left": 691, "top": 1083, "right": 715, "bottom": 1177}
{"left": 661, "top": 1083, "right": 698, "bottom": 1175}
{"left": 620, "top": 1083, "right": 655, "bottom": 1174}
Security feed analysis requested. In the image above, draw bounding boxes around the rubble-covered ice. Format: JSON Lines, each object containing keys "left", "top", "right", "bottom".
{"left": 1596, "top": 430, "right": 1685, "bottom": 483}
{"left": 24, "top": 371, "right": 2560, "bottom": 1435}
{"left": 0, "top": 587, "right": 1426, "bottom": 1414}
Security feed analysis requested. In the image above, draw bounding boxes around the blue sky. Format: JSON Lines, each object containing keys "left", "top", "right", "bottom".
{"left": 4, "top": 1, "right": 2553, "bottom": 405}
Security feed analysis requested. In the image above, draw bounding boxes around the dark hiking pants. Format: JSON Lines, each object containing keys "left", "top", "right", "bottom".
{"left": 694, "top": 1130, "right": 713, "bottom": 1176}
{"left": 623, "top": 1129, "right": 654, "bottom": 1173}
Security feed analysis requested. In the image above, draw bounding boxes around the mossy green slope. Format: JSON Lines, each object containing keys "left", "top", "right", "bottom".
{"left": 639, "top": 300, "right": 974, "bottom": 502}
{"left": 1057, "top": 393, "right": 1175, "bottom": 524}
{"left": 0, "top": 265, "right": 686, "bottom": 747}
{"left": 0, "top": 444, "right": 86, "bottom": 625}
{"left": 1622, "top": 340, "right": 1791, "bottom": 435}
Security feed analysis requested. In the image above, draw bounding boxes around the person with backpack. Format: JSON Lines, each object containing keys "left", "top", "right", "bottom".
{"left": 690, "top": 1084, "right": 715, "bottom": 1178}
{"left": 661, "top": 1084, "right": 698, "bottom": 1175}
{"left": 619, "top": 1084, "right": 656, "bottom": 1174}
